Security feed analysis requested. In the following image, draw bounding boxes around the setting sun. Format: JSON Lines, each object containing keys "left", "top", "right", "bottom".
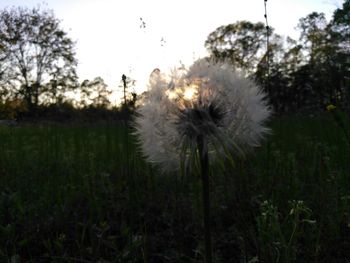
{"left": 183, "top": 85, "right": 198, "bottom": 101}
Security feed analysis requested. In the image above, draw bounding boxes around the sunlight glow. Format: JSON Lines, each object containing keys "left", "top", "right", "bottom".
{"left": 183, "top": 84, "right": 198, "bottom": 101}
{"left": 166, "top": 88, "right": 180, "bottom": 100}
{"left": 0, "top": 0, "right": 333, "bottom": 107}
{"left": 166, "top": 85, "right": 199, "bottom": 102}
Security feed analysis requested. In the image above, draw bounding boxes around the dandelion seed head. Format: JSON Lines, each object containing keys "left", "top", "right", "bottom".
{"left": 134, "top": 59, "right": 272, "bottom": 172}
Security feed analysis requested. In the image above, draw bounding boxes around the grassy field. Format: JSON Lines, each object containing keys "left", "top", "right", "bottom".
{"left": 0, "top": 115, "right": 350, "bottom": 262}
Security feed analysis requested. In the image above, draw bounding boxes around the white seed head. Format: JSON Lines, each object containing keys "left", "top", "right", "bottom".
{"left": 134, "top": 59, "right": 271, "bottom": 172}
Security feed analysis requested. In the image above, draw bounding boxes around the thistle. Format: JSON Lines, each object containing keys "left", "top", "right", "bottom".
{"left": 134, "top": 59, "right": 271, "bottom": 262}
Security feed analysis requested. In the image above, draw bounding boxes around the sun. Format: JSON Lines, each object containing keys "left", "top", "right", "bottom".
{"left": 183, "top": 84, "right": 198, "bottom": 101}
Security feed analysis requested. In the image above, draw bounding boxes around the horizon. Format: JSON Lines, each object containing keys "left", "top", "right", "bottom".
{"left": 0, "top": 0, "right": 341, "bottom": 104}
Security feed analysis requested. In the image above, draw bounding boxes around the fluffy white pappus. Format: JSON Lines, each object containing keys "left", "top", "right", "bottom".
{"left": 134, "top": 59, "right": 272, "bottom": 172}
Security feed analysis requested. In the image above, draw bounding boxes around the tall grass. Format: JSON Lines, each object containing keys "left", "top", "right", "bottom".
{"left": 0, "top": 115, "right": 350, "bottom": 262}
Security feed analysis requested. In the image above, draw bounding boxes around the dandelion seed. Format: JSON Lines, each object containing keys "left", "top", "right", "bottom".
{"left": 134, "top": 58, "right": 271, "bottom": 172}
{"left": 160, "top": 37, "right": 166, "bottom": 47}
{"left": 134, "top": 58, "right": 271, "bottom": 263}
{"left": 139, "top": 17, "right": 146, "bottom": 29}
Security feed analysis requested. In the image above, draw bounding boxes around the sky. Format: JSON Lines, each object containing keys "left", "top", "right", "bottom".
{"left": 0, "top": 0, "right": 341, "bottom": 103}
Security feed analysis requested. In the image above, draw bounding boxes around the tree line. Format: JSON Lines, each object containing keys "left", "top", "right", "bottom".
{"left": 0, "top": 1, "right": 349, "bottom": 120}
{"left": 206, "top": 0, "right": 350, "bottom": 114}
{"left": 0, "top": 5, "right": 137, "bottom": 121}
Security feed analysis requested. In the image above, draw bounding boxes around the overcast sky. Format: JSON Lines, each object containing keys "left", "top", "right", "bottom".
{"left": 0, "top": 0, "right": 341, "bottom": 102}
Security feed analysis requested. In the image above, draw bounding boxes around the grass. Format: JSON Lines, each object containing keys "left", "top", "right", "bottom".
{"left": 0, "top": 115, "right": 350, "bottom": 262}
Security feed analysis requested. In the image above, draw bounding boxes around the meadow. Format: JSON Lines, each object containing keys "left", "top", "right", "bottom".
{"left": 0, "top": 114, "right": 350, "bottom": 262}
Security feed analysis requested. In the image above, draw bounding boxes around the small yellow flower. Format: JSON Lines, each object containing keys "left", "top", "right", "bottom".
{"left": 327, "top": 104, "right": 336, "bottom": 111}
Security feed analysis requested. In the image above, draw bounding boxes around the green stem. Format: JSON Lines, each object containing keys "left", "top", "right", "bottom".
{"left": 197, "top": 135, "right": 212, "bottom": 263}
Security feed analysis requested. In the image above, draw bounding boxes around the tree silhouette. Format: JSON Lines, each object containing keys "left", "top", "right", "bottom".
{"left": 79, "top": 77, "right": 111, "bottom": 108}
{"left": 120, "top": 74, "right": 136, "bottom": 106}
{"left": 0, "top": 6, "right": 77, "bottom": 112}
{"left": 205, "top": 21, "right": 268, "bottom": 75}
{"left": 205, "top": 3, "right": 350, "bottom": 115}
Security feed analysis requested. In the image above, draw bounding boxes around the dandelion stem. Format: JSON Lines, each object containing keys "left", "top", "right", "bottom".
{"left": 197, "top": 135, "right": 212, "bottom": 263}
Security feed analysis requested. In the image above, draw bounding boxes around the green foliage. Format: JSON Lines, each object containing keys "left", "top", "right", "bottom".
{"left": 257, "top": 200, "right": 316, "bottom": 263}
{"left": 0, "top": 115, "right": 350, "bottom": 262}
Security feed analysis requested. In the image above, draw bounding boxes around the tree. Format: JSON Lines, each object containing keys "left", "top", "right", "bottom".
{"left": 331, "top": 0, "right": 350, "bottom": 107}
{"left": 205, "top": 21, "right": 293, "bottom": 112}
{"left": 297, "top": 12, "right": 328, "bottom": 65}
{"left": 0, "top": 6, "right": 77, "bottom": 111}
{"left": 204, "top": 13, "right": 349, "bottom": 114}
{"left": 296, "top": 9, "right": 350, "bottom": 108}
{"left": 332, "top": 0, "right": 350, "bottom": 53}
{"left": 119, "top": 74, "right": 136, "bottom": 106}
{"left": 280, "top": 37, "right": 304, "bottom": 75}
{"left": 295, "top": 12, "right": 340, "bottom": 109}
{"left": 205, "top": 21, "right": 267, "bottom": 74}
{"left": 79, "top": 77, "right": 111, "bottom": 108}
{"left": 255, "top": 34, "right": 292, "bottom": 113}
{"left": 0, "top": 31, "right": 11, "bottom": 101}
